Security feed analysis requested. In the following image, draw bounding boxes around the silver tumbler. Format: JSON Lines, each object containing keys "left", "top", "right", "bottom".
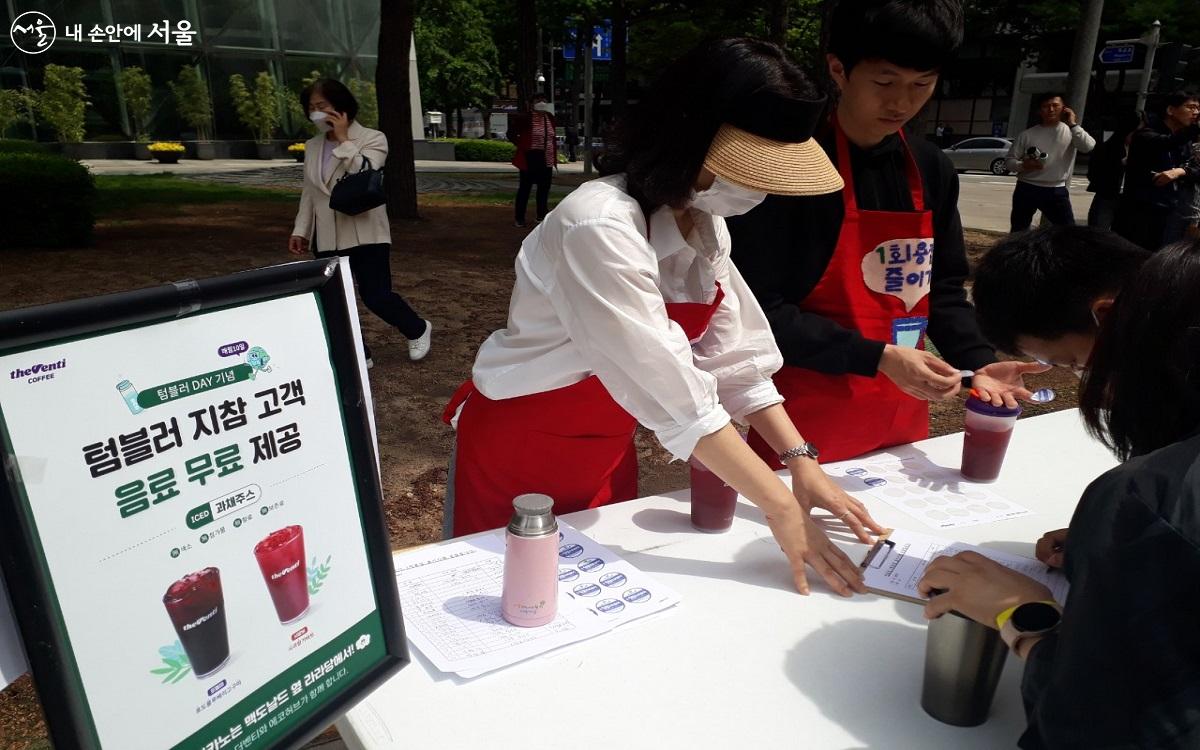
{"left": 920, "top": 610, "right": 1009, "bottom": 727}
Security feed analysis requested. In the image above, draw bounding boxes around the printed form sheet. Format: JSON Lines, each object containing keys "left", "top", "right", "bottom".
{"left": 394, "top": 523, "right": 681, "bottom": 678}
{"left": 830, "top": 453, "right": 1032, "bottom": 530}
{"left": 862, "top": 528, "right": 1070, "bottom": 605}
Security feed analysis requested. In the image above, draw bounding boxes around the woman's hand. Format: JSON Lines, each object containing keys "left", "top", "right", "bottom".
{"left": 1035, "top": 528, "right": 1068, "bottom": 569}
{"left": 917, "top": 551, "right": 1053, "bottom": 626}
{"left": 878, "top": 345, "right": 962, "bottom": 401}
{"left": 971, "top": 360, "right": 1051, "bottom": 407}
{"left": 790, "top": 459, "right": 886, "bottom": 544}
{"left": 287, "top": 235, "right": 309, "bottom": 256}
{"left": 765, "top": 502, "right": 867, "bottom": 597}
{"left": 328, "top": 110, "right": 351, "bottom": 143}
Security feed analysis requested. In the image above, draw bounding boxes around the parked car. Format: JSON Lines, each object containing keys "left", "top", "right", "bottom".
{"left": 943, "top": 137, "right": 1014, "bottom": 175}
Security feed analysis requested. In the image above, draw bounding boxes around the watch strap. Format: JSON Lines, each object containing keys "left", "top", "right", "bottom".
{"left": 999, "top": 600, "right": 1062, "bottom": 652}
{"left": 778, "top": 443, "right": 816, "bottom": 464}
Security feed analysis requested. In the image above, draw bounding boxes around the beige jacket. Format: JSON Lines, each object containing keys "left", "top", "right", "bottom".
{"left": 292, "top": 121, "right": 391, "bottom": 251}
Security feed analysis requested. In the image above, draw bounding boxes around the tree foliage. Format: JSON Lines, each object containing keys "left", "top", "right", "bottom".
{"left": 229, "top": 72, "right": 282, "bottom": 144}
{"left": 118, "top": 66, "right": 154, "bottom": 141}
{"left": 169, "top": 65, "right": 213, "bottom": 141}
{"left": 29, "top": 65, "right": 89, "bottom": 143}
{"left": 415, "top": 0, "right": 500, "bottom": 132}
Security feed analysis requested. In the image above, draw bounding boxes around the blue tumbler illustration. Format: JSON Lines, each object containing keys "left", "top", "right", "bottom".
{"left": 117, "top": 380, "right": 143, "bottom": 415}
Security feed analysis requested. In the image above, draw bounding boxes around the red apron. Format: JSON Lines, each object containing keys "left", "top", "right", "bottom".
{"left": 749, "top": 122, "right": 935, "bottom": 466}
{"left": 443, "top": 285, "right": 726, "bottom": 536}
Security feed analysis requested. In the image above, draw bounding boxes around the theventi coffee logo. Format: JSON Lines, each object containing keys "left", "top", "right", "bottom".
{"left": 9, "top": 11, "right": 56, "bottom": 54}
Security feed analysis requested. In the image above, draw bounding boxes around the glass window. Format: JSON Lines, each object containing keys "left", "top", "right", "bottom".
{"left": 119, "top": 49, "right": 196, "bottom": 140}
{"left": 275, "top": 0, "right": 343, "bottom": 54}
{"left": 346, "top": 0, "right": 380, "bottom": 55}
{"left": 108, "top": 0, "right": 189, "bottom": 27}
{"left": 13, "top": 0, "right": 105, "bottom": 28}
{"left": 23, "top": 50, "right": 124, "bottom": 139}
{"left": 956, "top": 139, "right": 986, "bottom": 149}
{"left": 200, "top": 0, "right": 271, "bottom": 50}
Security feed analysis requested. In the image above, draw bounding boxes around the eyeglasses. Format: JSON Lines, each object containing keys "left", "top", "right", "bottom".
{"left": 1034, "top": 358, "right": 1086, "bottom": 375}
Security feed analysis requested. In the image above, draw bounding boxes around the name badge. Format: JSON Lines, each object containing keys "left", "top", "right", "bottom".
{"left": 861, "top": 238, "right": 934, "bottom": 311}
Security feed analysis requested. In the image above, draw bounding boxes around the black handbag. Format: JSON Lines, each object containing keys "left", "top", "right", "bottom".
{"left": 329, "top": 154, "right": 386, "bottom": 216}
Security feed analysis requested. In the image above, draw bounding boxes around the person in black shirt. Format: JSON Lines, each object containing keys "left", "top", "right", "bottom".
{"left": 1085, "top": 110, "right": 1144, "bottom": 231}
{"left": 1113, "top": 90, "right": 1200, "bottom": 250}
{"left": 920, "top": 238, "right": 1200, "bottom": 749}
{"left": 727, "top": 0, "right": 1043, "bottom": 465}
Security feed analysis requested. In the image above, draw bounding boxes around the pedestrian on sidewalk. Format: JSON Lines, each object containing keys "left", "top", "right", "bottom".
{"left": 1114, "top": 90, "right": 1200, "bottom": 250}
{"left": 727, "top": 0, "right": 1041, "bottom": 466}
{"left": 1085, "top": 110, "right": 1144, "bottom": 230}
{"left": 287, "top": 78, "right": 432, "bottom": 364}
{"left": 1005, "top": 92, "right": 1095, "bottom": 232}
{"left": 508, "top": 93, "right": 558, "bottom": 228}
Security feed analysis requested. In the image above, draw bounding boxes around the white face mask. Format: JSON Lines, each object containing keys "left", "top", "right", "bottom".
{"left": 689, "top": 175, "right": 767, "bottom": 217}
{"left": 309, "top": 110, "right": 333, "bottom": 132}
{"left": 533, "top": 101, "right": 553, "bottom": 114}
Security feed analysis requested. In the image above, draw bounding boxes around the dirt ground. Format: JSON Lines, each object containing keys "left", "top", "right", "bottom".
{"left": 0, "top": 203, "right": 1078, "bottom": 749}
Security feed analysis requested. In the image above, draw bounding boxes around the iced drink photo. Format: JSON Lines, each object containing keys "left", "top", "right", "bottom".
{"left": 163, "top": 567, "right": 230, "bottom": 678}
{"left": 689, "top": 458, "right": 738, "bottom": 532}
{"left": 254, "top": 525, "right": 310, "bottom": 624}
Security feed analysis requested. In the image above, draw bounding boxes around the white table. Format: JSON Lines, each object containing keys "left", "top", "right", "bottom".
{"left": 338, "top": 410, "right": 1117, "bottom": 750}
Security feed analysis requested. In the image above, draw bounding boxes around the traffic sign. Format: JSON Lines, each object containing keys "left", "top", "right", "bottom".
{"left": 1099, "top": 44, "right": 1136, "bottom": 65}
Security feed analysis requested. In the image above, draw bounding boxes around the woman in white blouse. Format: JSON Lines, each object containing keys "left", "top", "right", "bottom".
{"left": 442, "top": 39, "right": 884, "bottom": 595}
{"left": 288, "top": 79, "right": 432, "bottom": 363}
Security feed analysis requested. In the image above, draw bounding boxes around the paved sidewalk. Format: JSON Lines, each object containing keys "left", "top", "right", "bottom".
{"left": 83, "top": 158, "right": 585, "bottom": 176}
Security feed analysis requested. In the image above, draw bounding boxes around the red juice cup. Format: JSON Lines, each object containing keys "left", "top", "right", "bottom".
{"left": 690, "top": 457, "right": 739, "bottom": 532}
{"left": 163, "top": 567, "right": 230, "bottom": 678}
{"left": 960, "top": 395, "right": 1021, "bottom": 482}
{"left": 254, "top": 526, "right": 310, "bottom": 624}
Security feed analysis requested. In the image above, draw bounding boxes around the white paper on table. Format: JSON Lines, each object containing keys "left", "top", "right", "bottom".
{"left": 472, "top": 522, "right": 683, "bottom": 628}
{"left": 0, "top": 569, "right": 30, "bottom": 690}
{"left": 860, "top": 527, "right": 1069, "bottom": 606}
{"left": 830, "top": 454, "right": 1031, "bottom": 530}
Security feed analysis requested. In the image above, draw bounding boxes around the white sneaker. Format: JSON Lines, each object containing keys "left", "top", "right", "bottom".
{"left": 408, "top": 320, "right": 432, "bottom": 361}
{"left": 365, "top": 357, "right": 374, "bottom": 369}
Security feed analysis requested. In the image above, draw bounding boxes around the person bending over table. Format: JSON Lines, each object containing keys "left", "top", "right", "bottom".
{"left": 919, "top": 238, "right": 1200, "bottom": 750}
{"left": 442, "top": 38, "right": 885, "bottom": 596}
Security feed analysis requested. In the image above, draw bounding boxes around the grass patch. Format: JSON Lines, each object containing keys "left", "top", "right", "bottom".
{"left": 421, "top": 192, "right": 564, "bottom": 209}
{"left": 94, "top": 174, "right": 298, "bottom": 216}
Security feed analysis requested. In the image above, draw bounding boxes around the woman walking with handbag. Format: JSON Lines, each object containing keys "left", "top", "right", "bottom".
{"left": 288, "top": 78, "right": 432, "bottom": 363}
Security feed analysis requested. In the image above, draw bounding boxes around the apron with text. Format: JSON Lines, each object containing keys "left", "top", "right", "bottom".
{"left": 749, "top": 123, "right": 935, "bottom": 466}
{"left": 443, "top": 286, "right": 726, "bottom": 536}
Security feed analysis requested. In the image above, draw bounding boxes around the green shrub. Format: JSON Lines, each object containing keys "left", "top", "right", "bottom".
{"left": 0, "top": 139, "right": 47, "bottom": 154}
{"left": 0, "top": 153, "right": 95, "bottom": 248}
{"left": 229, "top": 71, "right": 281, "bottom": 143}
{"left": 32, "top": 64, "right": 89, "bottom": 142}
{"left": 170, "top": 65, "right": 213, "bottom": 141}
{"left": 119, "top": 66, "right": 154, "bottom": 141}
{"left": 434, "top": 138, "right": 515, "bottom": 162}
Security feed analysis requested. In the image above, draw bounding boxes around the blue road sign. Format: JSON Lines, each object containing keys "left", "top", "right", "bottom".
{"left": 563, "top": 22, "right": 613, "bottom": 61}
{"left": 1099, "top": 44, "right": 1136, "bottom": 65}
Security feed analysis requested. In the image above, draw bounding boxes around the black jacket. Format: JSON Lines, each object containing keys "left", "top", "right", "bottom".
{"left": 1019, "top": 431, "right": 1200, "bottom": 749}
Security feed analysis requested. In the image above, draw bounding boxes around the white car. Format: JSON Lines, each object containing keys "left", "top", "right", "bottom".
{"left": 943, "top": 137, "right": 1014, "bottom": 175}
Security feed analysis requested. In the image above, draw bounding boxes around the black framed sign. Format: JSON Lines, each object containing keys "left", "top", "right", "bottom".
{"left": 0, "top": 259, "right": 407, "bottom": 750}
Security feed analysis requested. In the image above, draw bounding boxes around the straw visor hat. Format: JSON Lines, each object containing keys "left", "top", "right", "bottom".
{"left": 702, "top": 90, "right": 843, "bottom": 196}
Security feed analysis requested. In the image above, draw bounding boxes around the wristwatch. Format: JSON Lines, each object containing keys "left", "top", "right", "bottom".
{"left": 778, "top": 441, "right": 820, "bottom": 465}
{"left": 997, "top": 600, "right": 1062, "bottom": 655}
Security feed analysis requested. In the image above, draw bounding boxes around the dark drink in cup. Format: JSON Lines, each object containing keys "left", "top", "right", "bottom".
{"left": 254, "top": 526, "right": 309, "bottom": 624}
{"left": 163, "top": 567, "right": 230, "bottom": 678}
{"left": 690, "top": 458, "right": 738, "bottom": 532}
{"left": 960, "top": 396, "right": 1021, "bottom": 482}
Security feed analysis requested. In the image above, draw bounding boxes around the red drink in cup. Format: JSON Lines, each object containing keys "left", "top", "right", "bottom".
{"left": 163, "top": 567, "right": 230, "bottom": 678}
{"left": 690, "top": 457, "right": 738, "bottom": 532}
{"left": 960, "top": 396, "right": 1021, "bottom": 482}
{"left": 254, "top": 526, "right": 310, "bottom": 624}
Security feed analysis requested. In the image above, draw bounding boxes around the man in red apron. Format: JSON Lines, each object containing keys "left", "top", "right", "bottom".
{"left": 728, "top": 0, "right": 1044, "bottom": 465}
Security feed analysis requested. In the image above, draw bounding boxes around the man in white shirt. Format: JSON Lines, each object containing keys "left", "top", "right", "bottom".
{"left": 1005, "top": 93, "right": 1096, "bottom": 232}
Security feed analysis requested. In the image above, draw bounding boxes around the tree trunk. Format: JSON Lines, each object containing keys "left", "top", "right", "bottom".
{"left": 456, "top": 107, "right": 464, "bottom": 138}
{"left": 378, "top": 0, "right": 419, "bottom": 220}
{"left": 610, "top": 0, "right": 629, "bottom": 124}
{"left": 569, "top": 18, "right": 588, "bottom": 133}
{"left": 517, "top": 0, "right": 538, "bottom": 111}
{"left": 768, "top": 0, "right": 788, "bottom": 47}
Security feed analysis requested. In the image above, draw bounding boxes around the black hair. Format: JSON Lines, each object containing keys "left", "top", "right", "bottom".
{"left": 1113, "top": 108, "right": 1146, "bottom": 137}
{"left": 600, "top": 37, "right": 821, "bottom": 214}
{"left": 1163, "top": 89, "right": 1199, "bottom": 115}
{"left": 1034, "top": 92, "right": 1064, "bottom": 108}
{"left": 825, "top": 0, "right": 963, "bottom": 74}
{"left": 300, "top": 78, "right": 359, "bottom": 121}
{"left": 972, "top": 226, "right": 1150, "bottom": 354}
{"left": 1080, "top": 239, "right": 1200, "bottom": 461}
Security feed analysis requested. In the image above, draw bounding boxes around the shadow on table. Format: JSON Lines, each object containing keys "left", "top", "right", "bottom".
{"left": 786, "top": 618, "right": 938, "bottom": 749}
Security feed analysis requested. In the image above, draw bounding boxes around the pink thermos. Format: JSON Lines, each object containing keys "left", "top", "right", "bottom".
{"left": 500, "top": 493, "right": 559, "bottom": 627}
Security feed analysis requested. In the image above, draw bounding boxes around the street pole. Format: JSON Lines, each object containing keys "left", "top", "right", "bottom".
{"left": 1064, "top": 0, "right": 1103, "bottom": 187}
{"left": 550, "top": 46, "right": 556, "bottom": 110}
{"left": 1136, "top": 20, "right": 1161, "bottom": 113}
{"left": 583, "top": 29, "right": 594, "bottom": 176}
